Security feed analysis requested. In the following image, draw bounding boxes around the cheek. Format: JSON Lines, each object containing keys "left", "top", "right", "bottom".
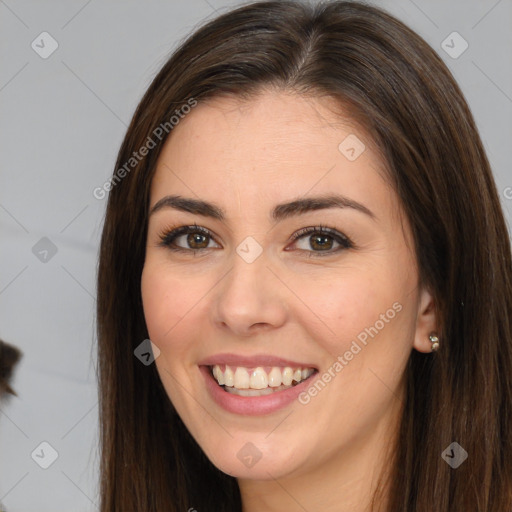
{"left": 141, "top": 263, "right": 194, "bottom": 349}
{"left": 292, "top": 271, "right": 415, "bottom": 442}
{"left": 141, "top": 264, "right": 200, "bottom": 407}
{"left": 296, "top": 263, "right": 415, "bottom": 365}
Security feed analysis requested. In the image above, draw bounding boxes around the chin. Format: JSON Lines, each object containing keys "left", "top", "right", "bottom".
{"left": 196, "top": 433, "right": 307, "bottom": 481}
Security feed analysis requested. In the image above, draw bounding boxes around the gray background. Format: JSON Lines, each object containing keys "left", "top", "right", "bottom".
{"left": 0, "top": 0, "right": 511, "bottom": 510}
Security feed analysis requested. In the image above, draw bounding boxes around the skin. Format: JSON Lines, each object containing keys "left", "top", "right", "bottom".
{"left": 141, "top": 89, "right": 437, "bottom": 512}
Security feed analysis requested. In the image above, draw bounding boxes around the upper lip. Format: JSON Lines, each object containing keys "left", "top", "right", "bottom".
{"left": 198, "top": 353, "right": 318, "bottom": 369}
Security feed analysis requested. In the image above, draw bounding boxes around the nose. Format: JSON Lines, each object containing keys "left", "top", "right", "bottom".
{"left": 211, "top": 246, "right": 288, "bottom": 337}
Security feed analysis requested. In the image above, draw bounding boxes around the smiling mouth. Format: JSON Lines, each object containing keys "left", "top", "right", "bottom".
{"left": 209, "top": 364, "right": 318, "bottom": 397}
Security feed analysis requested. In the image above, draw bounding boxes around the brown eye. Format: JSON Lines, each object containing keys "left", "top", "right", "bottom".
{"left": 158, "top": 225, "right": 220, "bottom": 253}
{"left": 186, "top": 232, "right": 210, "bottom": 249}
{"left": 288, "top": 226, "right": 353, "bottom": 257}
{"left": 308, "top": 233, "right": 334, "bottom": 251}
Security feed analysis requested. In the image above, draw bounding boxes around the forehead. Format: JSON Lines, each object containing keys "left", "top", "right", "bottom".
{"left": 150, "top": 90, "right": 390, "bottom": 214}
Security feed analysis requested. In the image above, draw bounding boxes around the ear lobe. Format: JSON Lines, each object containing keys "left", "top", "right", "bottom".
{"left": 413, "top": 287, "right": 437, "bottom": 353}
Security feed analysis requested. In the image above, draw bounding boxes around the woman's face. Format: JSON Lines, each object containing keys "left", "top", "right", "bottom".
{"left": 141, "top": 90, "right": 435, "bottom": 482}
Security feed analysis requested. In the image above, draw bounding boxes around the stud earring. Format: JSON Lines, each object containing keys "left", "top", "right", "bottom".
{"left": 429, "top": 333, "right": 440, "bottom": 352}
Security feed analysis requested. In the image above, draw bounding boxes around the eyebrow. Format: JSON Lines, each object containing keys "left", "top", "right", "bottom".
{"left": 149, "top": 194, "right": 376, "bottom": 222}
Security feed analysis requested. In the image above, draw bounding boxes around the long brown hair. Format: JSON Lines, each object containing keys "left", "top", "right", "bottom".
{"left": 96, "top": 1, "right": 512, "bottom": 510}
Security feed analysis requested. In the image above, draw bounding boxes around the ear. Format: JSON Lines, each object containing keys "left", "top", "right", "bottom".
{"left": 413, "top": 286, "right": 437, "bottom": 353}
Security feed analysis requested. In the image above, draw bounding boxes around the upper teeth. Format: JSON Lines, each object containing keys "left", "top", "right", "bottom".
{"left": 211, "top": 365, "right": 315, "bottom": 389}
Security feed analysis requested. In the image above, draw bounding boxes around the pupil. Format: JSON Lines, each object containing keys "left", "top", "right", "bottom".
{"left": 188, "top": 233, "right": 208, "bottom": 249}
{"left": 311, "top": 235, "right": 332, "bottom": 250}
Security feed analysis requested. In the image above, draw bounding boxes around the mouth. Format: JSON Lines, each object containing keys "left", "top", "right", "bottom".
{"left": 208, "top": 364, "right": 318, "bottom": 397}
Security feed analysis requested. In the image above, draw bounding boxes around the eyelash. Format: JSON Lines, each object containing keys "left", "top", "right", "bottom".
{"left": 156, "top": 223, "right": 354, "bottom": 258}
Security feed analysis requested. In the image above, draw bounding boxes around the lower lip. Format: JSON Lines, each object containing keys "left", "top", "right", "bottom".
{"left": 199, "top": 365, "right": 317, "bottom": 416}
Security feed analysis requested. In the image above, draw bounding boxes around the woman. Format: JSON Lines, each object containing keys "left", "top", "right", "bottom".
{"left": 96, "top": 1, "right": 512, "bottom": 510}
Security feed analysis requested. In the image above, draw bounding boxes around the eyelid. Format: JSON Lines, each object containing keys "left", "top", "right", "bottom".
{"left": 287, "top": 225, "right": 353, "bottom": 256}
{"left": 289, "top": 225, "right": 352, "bottom": 245}
{"left": 156, "top": 223, "right": 354, "bottom": 256}
{"left": 156, "top": 223, "right": 218, "bottom": 250}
